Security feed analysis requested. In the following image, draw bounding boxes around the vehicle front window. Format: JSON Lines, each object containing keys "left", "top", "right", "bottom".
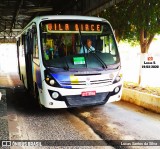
{"left": 40, "top": 21, "right": 120, "bottom": 69}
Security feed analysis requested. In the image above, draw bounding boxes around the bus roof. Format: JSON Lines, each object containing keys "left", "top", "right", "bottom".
{"left": 38, "top": 15, "right": 107, "bottom": 22}
{"left": 16, "top": 15, "right": 109, "bottom": 38}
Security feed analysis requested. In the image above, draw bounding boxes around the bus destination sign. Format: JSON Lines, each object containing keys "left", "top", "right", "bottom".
{"left": 46, "top": 23, "right": 101, "bottom": 32}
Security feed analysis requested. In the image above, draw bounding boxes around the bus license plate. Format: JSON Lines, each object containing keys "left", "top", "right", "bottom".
{"left": 81, "top": 91, "right": 96, "bottom": 97}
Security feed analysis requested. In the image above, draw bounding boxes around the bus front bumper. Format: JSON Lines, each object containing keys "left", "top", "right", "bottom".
{"left": 39, "top": 80, "right": 123, "bottom": 109}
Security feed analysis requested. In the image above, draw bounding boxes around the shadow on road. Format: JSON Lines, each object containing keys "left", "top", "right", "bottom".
{"left": 6, "top": 88, "right": 68, "bottom": 116}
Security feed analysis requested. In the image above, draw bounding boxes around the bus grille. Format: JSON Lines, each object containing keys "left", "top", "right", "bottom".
{"left": 60, "top": 79, "right": 112, "bottom": 86}
{"left": 65, "top": 92, "right": 109, "bottom": 107}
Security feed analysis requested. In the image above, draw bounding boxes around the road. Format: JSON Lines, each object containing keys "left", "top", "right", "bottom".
{"left": 0, "top": 73, "right": 160, "bottom": 149}
{"left": 6, "top": 89, "right": 108, "bottom": 149}
{"left": 70, "top": 101, "right": 160, "bottom": 141}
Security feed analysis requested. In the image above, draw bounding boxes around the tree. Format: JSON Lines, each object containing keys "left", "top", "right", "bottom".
{"left": 100, "top": 2, "right": 129, "bottom": 43}
{"left": 100, "top": 0, "right": 160, "bottom": 84}
{"left": 128, "top": 0, "right": 160, "bottom": 53}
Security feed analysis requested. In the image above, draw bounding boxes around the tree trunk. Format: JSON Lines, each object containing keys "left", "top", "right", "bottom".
{"left": 138, "top": 29, "right": 154, "bottom": 85}
{"left": 114, "top": 29, "right": 120, "bottom": 43}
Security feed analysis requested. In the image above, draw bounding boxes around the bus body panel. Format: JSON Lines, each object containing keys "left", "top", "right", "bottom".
{"left": 18, "top": 44, "right": 28, "bottom": 88}
{"left": 17, "top": 15, "right": 123, "bottom": 109}
{"left": 39, "top": 80, "right": 122, "bottom": 108}
{"left": 32, "top": 59, "right": 42, "bottom": 89}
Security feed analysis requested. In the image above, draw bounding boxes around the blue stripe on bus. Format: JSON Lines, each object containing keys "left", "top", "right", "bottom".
{"left": 51, "top": 73, "right": 72, "bottom": 88}
{"left": 61, "top": 86, "right": 72, "bottom": 89}
{"left": 51, "top": 73, "right": 70, "bottom": 82}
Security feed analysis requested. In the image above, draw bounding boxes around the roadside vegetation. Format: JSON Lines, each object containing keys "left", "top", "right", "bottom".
{"left": 124, "top": 82, "right": 160, "bottom": 96}
{"left": 100, "top": 0, "right": 160, "bottom": 85}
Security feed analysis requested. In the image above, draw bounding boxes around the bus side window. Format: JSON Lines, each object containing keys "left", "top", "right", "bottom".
{"left": 26, "top": 30, "right": 33, "bottom": 55}
{"left": 22, "top": 35, "right": 26, "bottom": 57}
{"left": 33, "top": 29, "right": 39, "bottom": 58}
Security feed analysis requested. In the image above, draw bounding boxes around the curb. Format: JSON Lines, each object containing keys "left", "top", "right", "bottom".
{"left": 121, "top": 88, "right": 160, "bottom": 113}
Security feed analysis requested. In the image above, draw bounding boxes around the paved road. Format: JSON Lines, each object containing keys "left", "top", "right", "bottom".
{"left": 7, "top": 89, "right": 110, "bottom": 149}
{"left": 0, "top": 89, "right": 8, "bottom": 141}
{"left": 0, "top": 74, "right": 111, "bottom": 149}
{"left": 70, "top": 101, "right": 160, "bottom": 149}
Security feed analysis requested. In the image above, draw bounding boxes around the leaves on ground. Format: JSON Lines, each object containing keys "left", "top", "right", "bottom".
{"left": 124, "top": 81, "right": 160, "bottom": 96}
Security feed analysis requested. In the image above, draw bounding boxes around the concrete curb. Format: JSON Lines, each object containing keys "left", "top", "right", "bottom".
{"left": 121, "top": 88, "right": 160, "bottom": 113}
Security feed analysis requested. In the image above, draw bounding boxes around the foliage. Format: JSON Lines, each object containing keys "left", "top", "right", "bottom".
{"left": 100, "top": 0, "right": 160, "bottom": 47}
{"left": 100, "top": 0, "right": 160, "bottom": 84}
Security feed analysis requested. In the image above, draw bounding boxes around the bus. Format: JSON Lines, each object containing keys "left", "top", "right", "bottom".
{"left": 16, "top": 15, "right": 123, "bottom": 109}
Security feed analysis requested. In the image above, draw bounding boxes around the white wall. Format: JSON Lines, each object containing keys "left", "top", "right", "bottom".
{"left": 0, "top": 43, "right": 18, "bottom": 73}
{"left": 119, "top": 35, "right": 160, "bottom": 87}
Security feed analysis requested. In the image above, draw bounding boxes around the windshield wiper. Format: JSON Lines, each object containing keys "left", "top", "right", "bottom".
{"left": 78, "top": 25, "right": 87, "bottom": 68}
{"left": 90, "top": 51, "right": 107, "bottom": 69}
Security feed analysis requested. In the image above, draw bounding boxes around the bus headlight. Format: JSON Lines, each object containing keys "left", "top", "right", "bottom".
{"left": 45, "top": 77, "right": 59, "bottom": 87}
{"left": 49, "top": 80, "right": 55, "bottom": 86}
{"left": 114, "top": 86, "right": 120, "bottom": 93}
{"left": 48, "top": 90, "right": 61, "bottom": 100}
{"left": 115, "top": 76, "right": 121, "bottom": 82}
{"left": 44, "top": 70, "right": 60, "bottom": 87}
{"left": 113, "top": 73, "right": 122, "bottom": 83}
{"left": 51, "top": 92, "right": 59, "bottom": 99}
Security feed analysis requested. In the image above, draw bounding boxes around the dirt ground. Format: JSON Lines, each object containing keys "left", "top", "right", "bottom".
{"left": 124, "top": 82, "right": 160, "bottom": 96}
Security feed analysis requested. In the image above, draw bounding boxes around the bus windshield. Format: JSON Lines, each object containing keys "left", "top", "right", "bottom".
{"left": 40, "top": 20, "right": 120, "bottom": 69}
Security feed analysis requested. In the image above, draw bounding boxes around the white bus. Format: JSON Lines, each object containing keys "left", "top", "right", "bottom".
{"left": 17, "top": 15, "right": 123, "bottom": 109}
